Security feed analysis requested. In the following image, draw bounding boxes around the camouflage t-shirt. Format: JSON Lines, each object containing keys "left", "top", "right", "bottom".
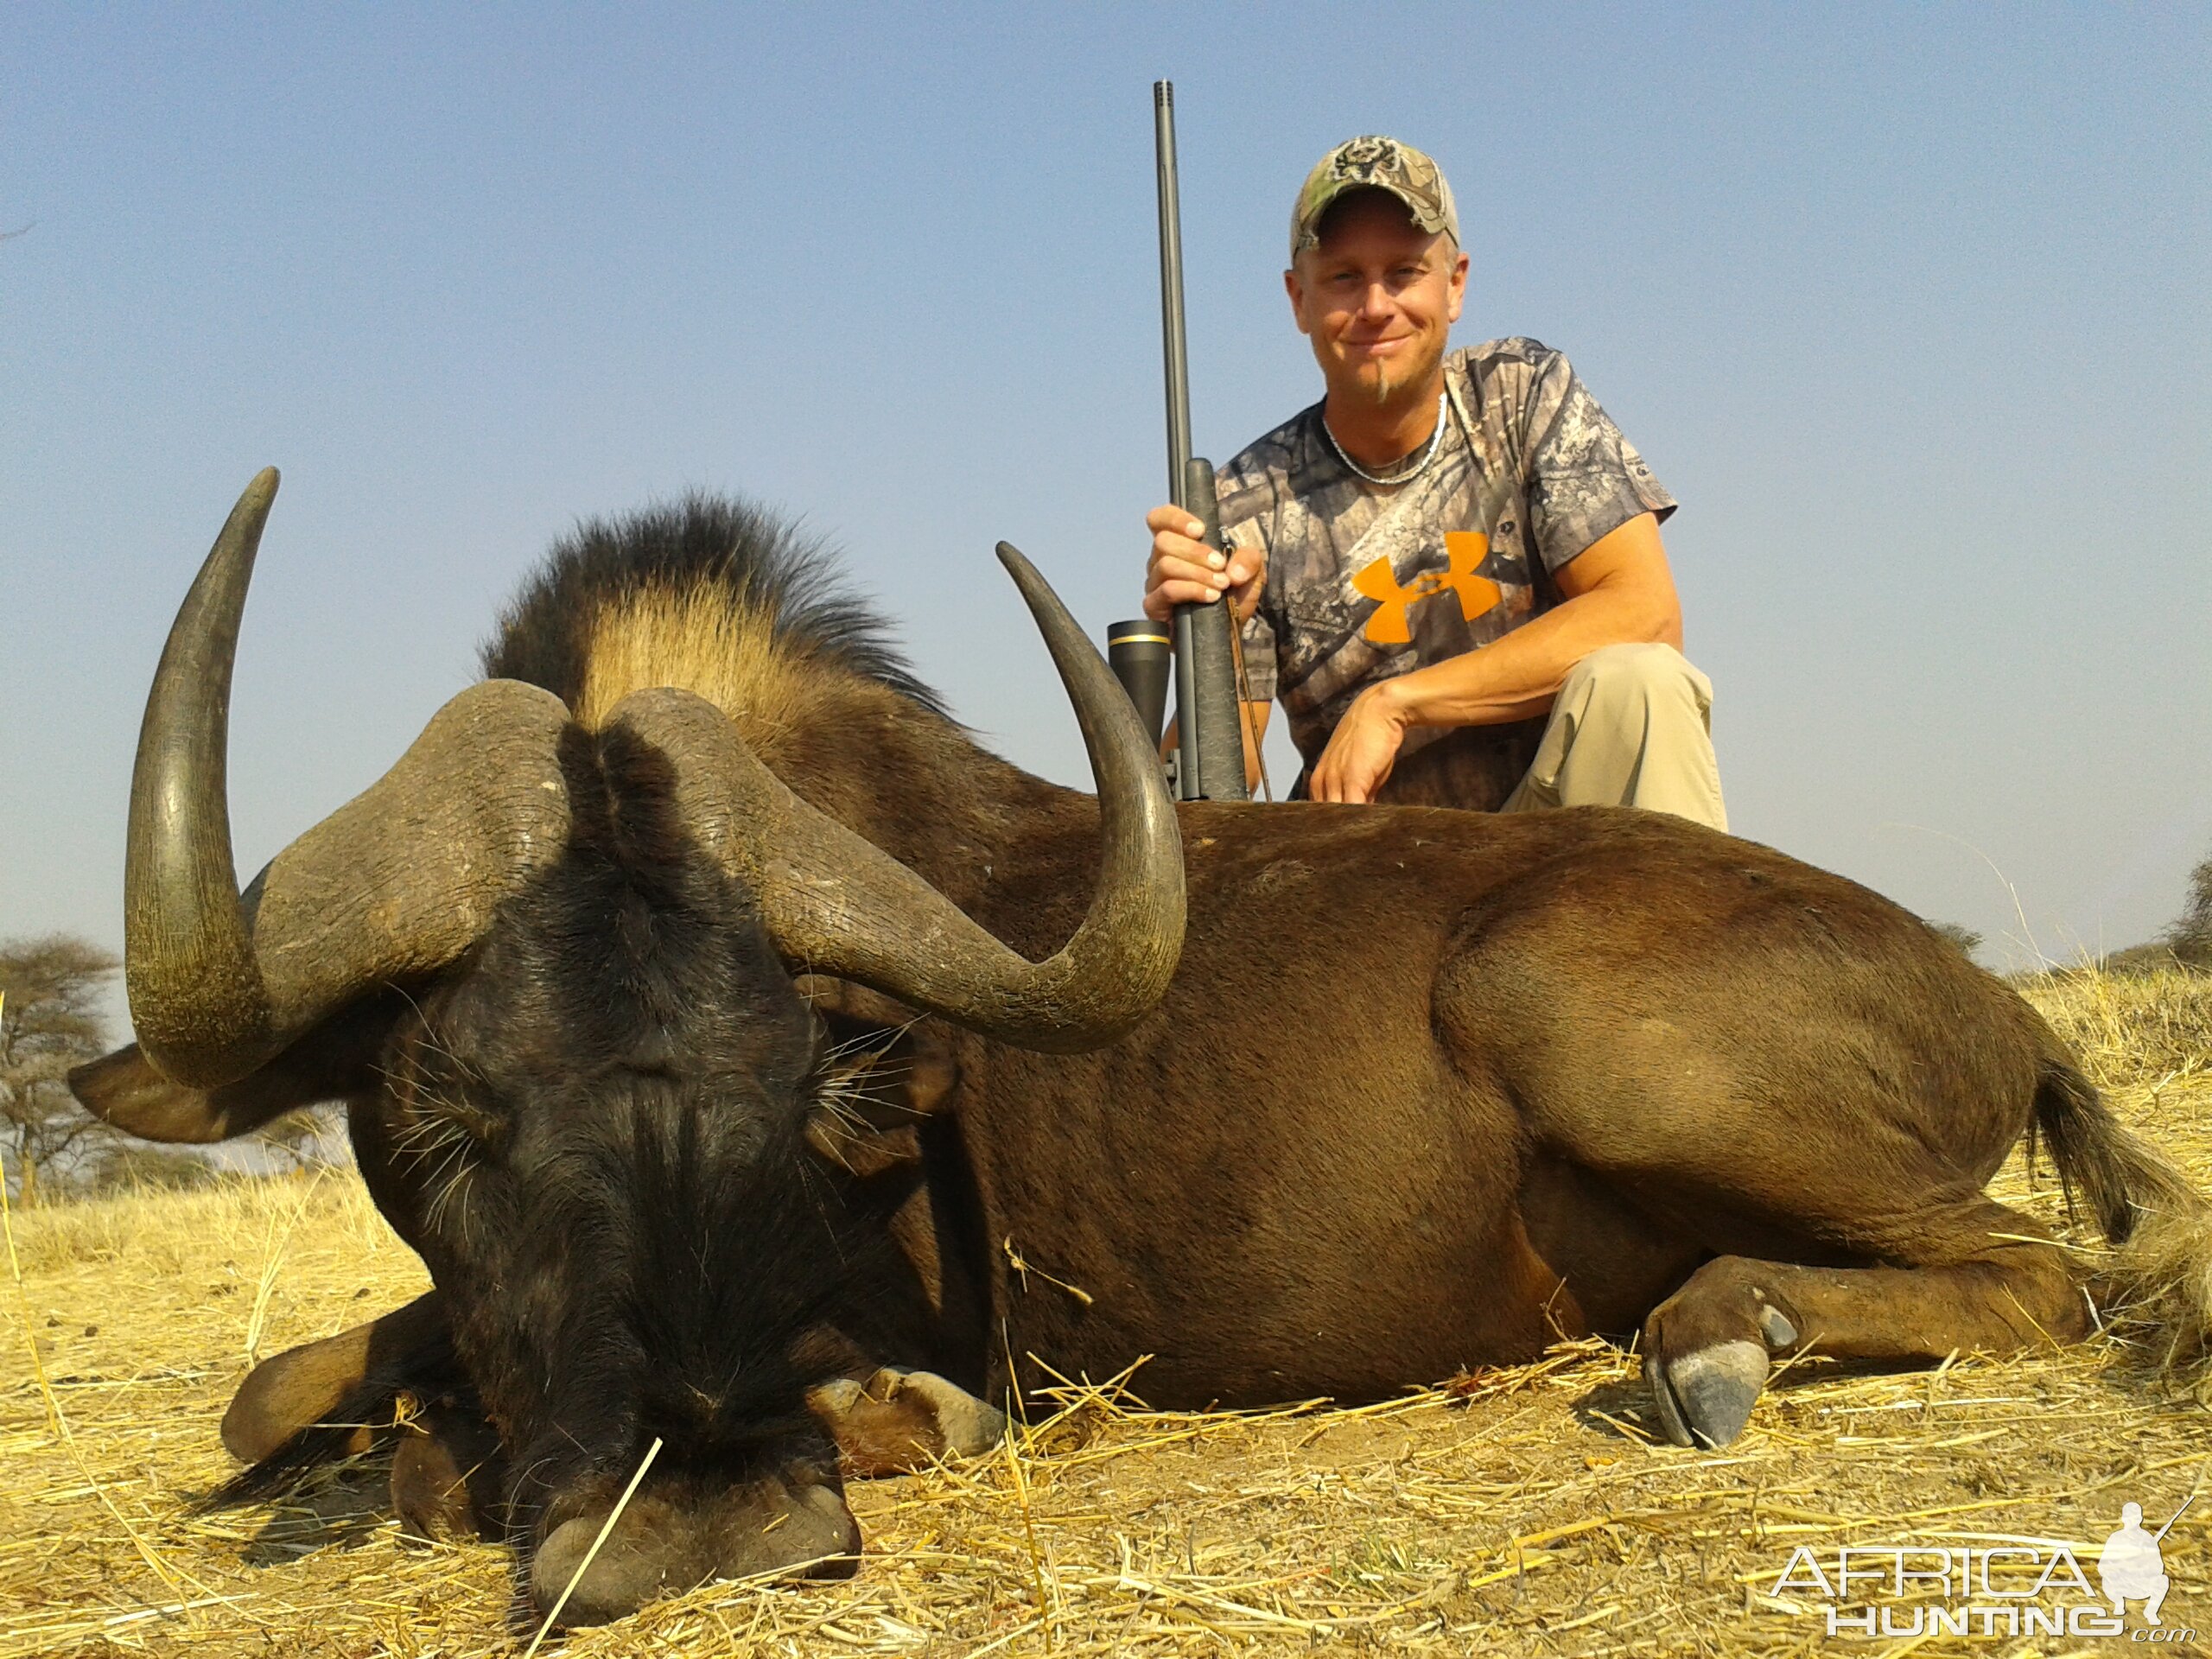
{"left": 1219, "top": 337, "right": 1675, "bottom": 810}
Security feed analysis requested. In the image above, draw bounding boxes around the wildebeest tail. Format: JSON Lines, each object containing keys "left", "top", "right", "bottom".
{"left": 2034, "top": 1052, "right": 2212, "bottom": 1391}
{"left": 2034, "top": 1055, "right": 2180, "bottom": 1244}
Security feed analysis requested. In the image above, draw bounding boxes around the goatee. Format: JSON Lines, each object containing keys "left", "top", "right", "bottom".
{"left": 1370, "top": 335, "right": 1446, "bottom": 409}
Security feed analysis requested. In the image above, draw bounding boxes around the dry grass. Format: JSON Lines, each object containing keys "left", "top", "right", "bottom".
{"left": 3, "top": 969, "right": 2209, "bottom": 1656}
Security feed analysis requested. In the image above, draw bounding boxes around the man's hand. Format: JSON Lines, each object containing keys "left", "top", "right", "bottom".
{"left": 1309, "top": 683, "right": 1409, "bottom": 804}
{"left": 1143, "top": 505, "right": 1266, "bottom": 624}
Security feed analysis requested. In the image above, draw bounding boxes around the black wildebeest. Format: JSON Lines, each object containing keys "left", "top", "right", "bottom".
{"left": 76, "top": 471, "right": 2208, "bottom": 1624}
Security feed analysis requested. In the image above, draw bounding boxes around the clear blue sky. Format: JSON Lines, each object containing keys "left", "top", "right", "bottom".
{"left": 5, "top": 5, "right": 2207, "bottom": 1038}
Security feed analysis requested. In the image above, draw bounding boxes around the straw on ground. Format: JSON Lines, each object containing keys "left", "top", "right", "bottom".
{"left": 2, "top": 967, "right": 2207, "bottom": 1656}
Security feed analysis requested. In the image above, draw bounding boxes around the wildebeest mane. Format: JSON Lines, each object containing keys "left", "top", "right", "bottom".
{"left": 482, "top": 493, "right": 950, "bottom": 727}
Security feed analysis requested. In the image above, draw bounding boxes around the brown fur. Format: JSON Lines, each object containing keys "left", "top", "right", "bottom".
{"left": 913, "top": 801, "right": 2081, "bottom": 1402}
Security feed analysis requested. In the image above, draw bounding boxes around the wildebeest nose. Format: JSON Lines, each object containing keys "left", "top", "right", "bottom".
{"left": 528, "top": 1468, "right": 859, "bottom": 1625}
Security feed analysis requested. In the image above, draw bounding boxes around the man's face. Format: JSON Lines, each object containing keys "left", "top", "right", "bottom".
{"left": 1285, "top": 189, "right": 1468, "bottom": 409}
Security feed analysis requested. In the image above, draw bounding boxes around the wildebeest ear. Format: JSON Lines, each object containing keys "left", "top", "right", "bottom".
{"left": 69, "top": 991, "right": 404, "bottom": 1144}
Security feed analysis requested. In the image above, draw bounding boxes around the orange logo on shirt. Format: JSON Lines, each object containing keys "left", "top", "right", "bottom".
{"left": 1352, "top": 531, "right": 1500, "bottom": 645}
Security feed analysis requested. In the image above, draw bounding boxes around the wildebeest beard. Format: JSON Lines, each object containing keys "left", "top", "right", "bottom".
{"left": 365, "top": 720, "right": 883, "bottom": 1580}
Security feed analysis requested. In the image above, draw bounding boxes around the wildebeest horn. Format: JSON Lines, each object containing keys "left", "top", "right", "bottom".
{"left": 124, "top": 471, "right": 573, "bottom": 1090}
{"left": 611, "top": 543, "right": 1185, "bottom": 1053}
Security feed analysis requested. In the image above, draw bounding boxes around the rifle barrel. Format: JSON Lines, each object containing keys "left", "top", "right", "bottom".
{"left": 1154, "top": 80, "right": 1192, "bottom": 512}
{"left": 2154, "top": 1495, "right": 2196, "bottom": 1542}
{"left": 1150, "top": 79, "right": 1248, "bottom": 804}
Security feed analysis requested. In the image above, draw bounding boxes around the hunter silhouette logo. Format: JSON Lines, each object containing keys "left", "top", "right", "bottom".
{"left": 1764, "top": 1496, "right": 2196, "bottom": 1639}
{"left": 1353, "top": 531, "right": 1501, "bottom": 645}
{"left": 2101, "top": 1497, "right": 2190, "bottom": 1624}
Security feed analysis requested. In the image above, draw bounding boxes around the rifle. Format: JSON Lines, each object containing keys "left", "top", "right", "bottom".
{"left": 1107, "top": 80, "right": 1249, "bottom": 803}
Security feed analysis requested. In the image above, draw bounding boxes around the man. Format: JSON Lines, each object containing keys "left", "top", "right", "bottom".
{"left": 1141, "top": 136, "right": 1726, "bottom": 828}
{"left": 2098, "top": 1503, "right": 2172, "bottom": 1624}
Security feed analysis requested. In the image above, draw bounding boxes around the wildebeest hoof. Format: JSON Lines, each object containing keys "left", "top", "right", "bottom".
{"left": 885, "top": 1369, "right": 1007, "bottom": 1457}
{"left": 219, "top": 1291, "right": 450, "bottom": 1464}
{"left": 809, "top": 1368, "right": 1007, "bottom": 1476}
{"left": 1648, "top": 1338, "right": 1767, "bottom": 1449}
{"left": 222, "top": 1335, "right": 378, "bottom": 1464}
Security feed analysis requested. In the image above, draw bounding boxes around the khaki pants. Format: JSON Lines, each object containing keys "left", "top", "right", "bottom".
{"left": 1500, "top": 643, "right": 1727, "bottom": 831}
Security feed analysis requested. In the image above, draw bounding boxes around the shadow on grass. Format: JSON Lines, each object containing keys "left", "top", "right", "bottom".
{"left": 204, "top": 1451, "right": 397, "bottom": 1566}
{"left": 1569, "top": 1376, "right": 1665, "bottom": 1444}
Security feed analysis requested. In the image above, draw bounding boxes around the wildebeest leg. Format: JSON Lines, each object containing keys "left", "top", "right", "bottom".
{"left": 806, "top": 1367, "right": 1007, "bottom": 1476}
{"left": 1641, "top": 1196, "right": 2086, "bottom": 1448}
{"left": 393, "top": 1399, "right": 507, "bottom": 1541}
{"left": 222, "top": 1290, "right": 450, "bottom": 1463}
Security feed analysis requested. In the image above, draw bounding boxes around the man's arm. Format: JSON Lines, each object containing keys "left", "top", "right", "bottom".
{"left": 1307, "top": 512, "right": 1681, "bottom": 804}
{"left": 1144, "top": 501, "right": 1275, "bottom": 792}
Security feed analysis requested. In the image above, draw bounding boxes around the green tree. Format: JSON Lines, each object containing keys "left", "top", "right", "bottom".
{"left": 2167, "top": 851, "right": 2212, "bottom": 968}
{"left": 0, "top": 935, "right": 120, "bottom": 1204}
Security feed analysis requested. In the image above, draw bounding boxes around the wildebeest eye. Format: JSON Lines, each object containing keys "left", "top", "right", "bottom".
{"left": 383, "top": 1037, "right": 509, "bottom": 1245}
{"left": 410, "top": 1091, "right": 507, "bottom": 1154}
{"left": 387, "top": 1037, "right": 509, "bottom": 1156}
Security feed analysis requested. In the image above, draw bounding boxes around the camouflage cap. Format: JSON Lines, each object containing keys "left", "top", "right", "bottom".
{"left": 1290, "top": 135, "right": 1460, "bottom": 259}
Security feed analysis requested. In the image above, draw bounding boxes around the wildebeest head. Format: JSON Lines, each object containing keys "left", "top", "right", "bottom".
{"left": 84, "top": 471, "right": 1184, "bottom": 1620}
{"left": 368, "top": 719, "right": 874, "bottom": 1615}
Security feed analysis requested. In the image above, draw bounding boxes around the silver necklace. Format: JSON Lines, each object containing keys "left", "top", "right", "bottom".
{"left": 1322, "top": 392, "right": 1448, "bottom": 488}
